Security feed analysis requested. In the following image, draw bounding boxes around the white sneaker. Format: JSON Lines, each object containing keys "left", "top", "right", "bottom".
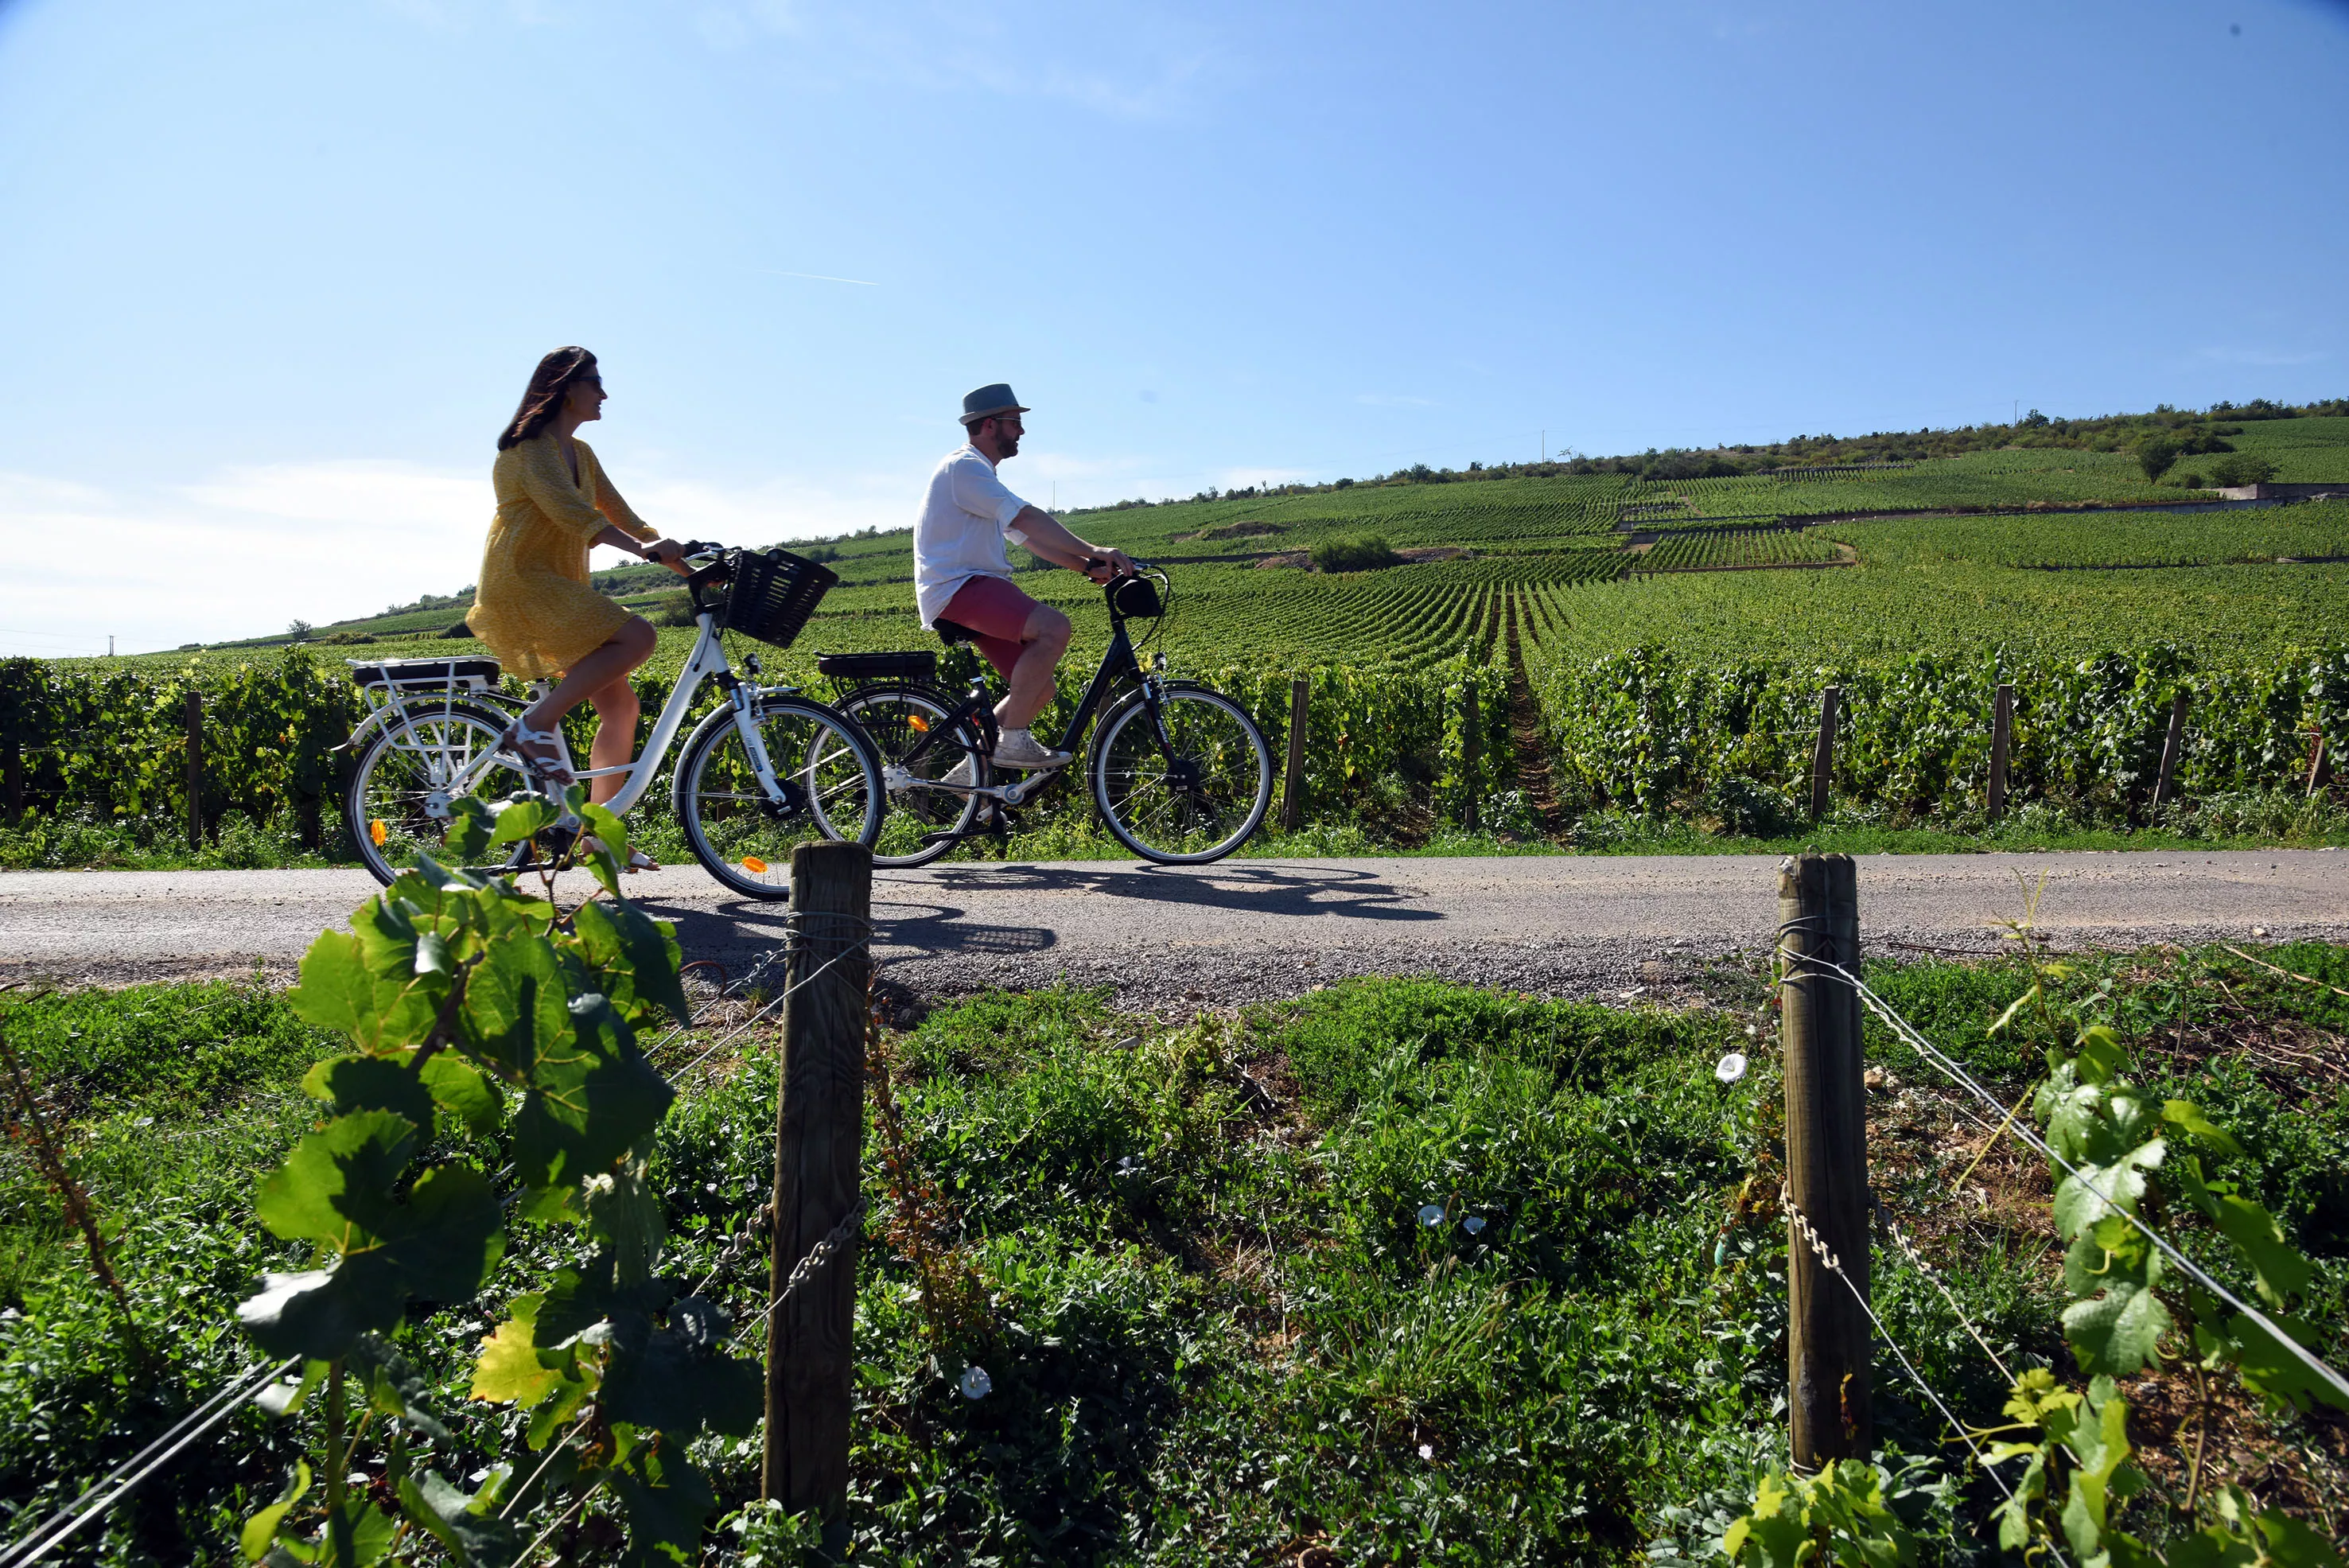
{"left": 990, "top": 729, "right": 1071, "bottom": 771}
{"left": 944, "top": 753, "right": 978, "bottom": 788}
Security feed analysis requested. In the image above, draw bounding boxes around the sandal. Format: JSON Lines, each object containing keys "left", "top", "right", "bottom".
{"left": 581, "top": 834, "right": 660, "bottom": 873}
{"left": 499, "top": 721, "right": 576, "bottom": 788}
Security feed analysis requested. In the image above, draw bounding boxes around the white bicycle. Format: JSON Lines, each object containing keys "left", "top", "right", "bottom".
{"left": 339, "top": 544, "right": 882, "bottom": 901}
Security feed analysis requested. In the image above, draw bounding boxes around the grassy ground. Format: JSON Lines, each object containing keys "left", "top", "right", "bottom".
{"left": 2, "top": 938, "right": 2345, "bottom": 1563}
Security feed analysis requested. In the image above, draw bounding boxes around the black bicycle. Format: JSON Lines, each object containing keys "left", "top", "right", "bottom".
{"left": 821, "top": 566, "right": 1274, "bottom": 866}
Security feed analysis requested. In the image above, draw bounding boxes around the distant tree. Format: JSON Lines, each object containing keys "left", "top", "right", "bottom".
{"left": 2019, "top": 408, "right": 2051, "bottom": 428}
{"left": 1311, "top": 534, "right": 1402, "bottom": 573}
{"left": 2207, "top": 453, "right": 2278, "bottom": 487}
{"left": 286, "top": 618, "right": 313, "bottom": 640}
{"left": 2135, "top": 437, "right": 2180, "bottom": 481}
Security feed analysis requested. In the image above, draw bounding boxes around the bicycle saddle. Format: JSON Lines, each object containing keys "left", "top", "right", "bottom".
{"left": 931, "top": 618, "right": 979, "bottom": 646}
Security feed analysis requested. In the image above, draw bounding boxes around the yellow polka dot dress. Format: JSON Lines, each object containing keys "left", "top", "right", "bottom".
{"left": 465, "top": 434, "right": 656, "bottom": 679}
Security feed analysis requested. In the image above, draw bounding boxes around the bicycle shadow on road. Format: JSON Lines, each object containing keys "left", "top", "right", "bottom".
{"left": 899, "top": 861, "right": 1441, "bottom": 922}
{"left": 872, "top": 897, "right": 1059, "bottom": 957}
{"left": 640, "top": 891, "right": 1060, "bottom": 959}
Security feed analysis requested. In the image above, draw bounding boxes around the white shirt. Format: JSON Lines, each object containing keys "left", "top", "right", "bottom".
{"left": 912, "top": 444, "right": 1033, "bottom": 627}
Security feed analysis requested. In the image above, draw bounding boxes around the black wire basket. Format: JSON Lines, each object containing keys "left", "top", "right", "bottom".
{"left": 722, "top": 550, "right": 838, "bottom": 648}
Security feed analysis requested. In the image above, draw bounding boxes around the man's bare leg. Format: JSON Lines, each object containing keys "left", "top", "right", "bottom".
{"left": 994, "top": 602, "right": 1071, "bottom": 732}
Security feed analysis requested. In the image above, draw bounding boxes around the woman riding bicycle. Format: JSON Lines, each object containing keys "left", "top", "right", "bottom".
{"left": 465, "top": 347, "right": 694, "bottom": 862}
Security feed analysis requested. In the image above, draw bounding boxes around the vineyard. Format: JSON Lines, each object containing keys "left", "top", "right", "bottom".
{"left": 9, "top": 414, "right": 2349, "bottom": 863}
{"left": 1636, "top": 528, "right": 1846, "bottom": 573}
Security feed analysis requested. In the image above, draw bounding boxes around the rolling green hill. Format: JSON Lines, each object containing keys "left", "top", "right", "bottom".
{"left": 155, "top": 402, "right": 2347, "bottom": 682}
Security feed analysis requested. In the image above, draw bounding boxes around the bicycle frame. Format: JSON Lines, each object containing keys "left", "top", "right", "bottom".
{"left": 360, "top": 610, "right": 788, "bottom": 817}
{"left": 889, "top": 606, "right": 1164, "bottom": 814}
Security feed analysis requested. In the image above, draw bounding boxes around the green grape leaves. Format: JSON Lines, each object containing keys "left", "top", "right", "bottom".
{"left": 574, "top": 900, "right": 690, "bottom": 1028}
{"left": 288, "top": 919, "right": 443, "bottom": 1055}
{"left": 301, "top": 1056, "right": 434, "bottom": 1129}
{"left": 461, "top": 922, "right": 569, "bottom": 1080}
{"left": 597, "top": 1307, "right": 762, "bottom": 1442}
{"left": 394, "top": 1471, "right": 521, "bottom": 1567}
{"left": 240, "top": 1459, "right": 310, "bottom": 1563}
{"left": 511, "top": 995, "right": 673, "bottom": 1197}
{"left": 245, "top": 843, "right": 715, "bottom": 1561}
{"left": 604, "top": 1439, "right": 721, "bottom": 1568}
{"left": 243, "top": 1112, "right": 504, "bottom": 1359}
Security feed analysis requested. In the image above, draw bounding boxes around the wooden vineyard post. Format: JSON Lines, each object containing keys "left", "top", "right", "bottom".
{"left": 2152, "top": 691, "right": 2190, "bottom": 811}
{"left": 1809, "top": 687, "right": 1840, "bottom": 822}
{"left": 184, "top": 691, "right": 204, "bottom": 848}
{"left": 1987, "top": 683, "right": 2014, "bottom": 821}
{"left": 1281, "top": 675, "right": 1309, "bottom": 832}
{"left": 1462, "top": 683, "right": 1481, "bottom": 833}
{"left": 3, "top": 734, "right": 20, "bottom": 826}
{"left": 1779, "top": 852, "right": 1871, "bottom": 1469}
{"left": 764, "top": 842, "right": 873, "bottom": 1539}
{"left": 2308, "top": 729, "right": 2332, "bottom": 800}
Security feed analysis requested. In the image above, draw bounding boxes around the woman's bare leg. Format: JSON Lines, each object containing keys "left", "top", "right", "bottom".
{"left": 581, "top": 676, "right": 642, "bottom": 806}
{"left": 516, "top": 617, "right": 657, "bottom": 779}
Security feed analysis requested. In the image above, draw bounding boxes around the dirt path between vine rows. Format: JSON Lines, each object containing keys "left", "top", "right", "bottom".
{"left": 3, "top": 850, "right": 2343, "bottom": 1014}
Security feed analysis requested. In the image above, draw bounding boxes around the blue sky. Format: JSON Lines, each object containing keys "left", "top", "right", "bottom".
{"left": 2, "top": 0, "right": 2344, "bottom": 655}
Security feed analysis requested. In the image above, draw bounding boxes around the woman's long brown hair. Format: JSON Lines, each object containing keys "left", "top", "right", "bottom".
{"left": 497, "top": 346, "right": 597, "bottom": 450}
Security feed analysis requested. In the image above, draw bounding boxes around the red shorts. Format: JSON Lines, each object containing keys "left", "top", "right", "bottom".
{"left": 939, "top": 575, "right": 1041, "bottom": 681}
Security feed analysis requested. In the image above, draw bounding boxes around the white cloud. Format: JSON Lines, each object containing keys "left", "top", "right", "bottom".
{"left": 0, "top": 457, "right": 912, "bottom": 658}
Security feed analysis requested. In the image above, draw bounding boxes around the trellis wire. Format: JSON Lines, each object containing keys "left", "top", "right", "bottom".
{"left": 1782, "top": 946, "right": 2349, "bottom": 1410}
{"left": 0, "top": 1356, "right": 301, "bottom": 1568}
{"left": 1783, "top": 1196, "right": 2072, "bottom": 1567}
{"left": 1873, "top": 1203, "right": 2015, "bottom": 1384}
{"left": 727, "top": 1196, "right": 872, "bottom": 1355}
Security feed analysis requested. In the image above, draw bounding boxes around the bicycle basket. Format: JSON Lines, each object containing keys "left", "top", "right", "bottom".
{"left": 722, "top": 549, "right": 838, "bottom": 648}
{"left": 815, "top": 651, "right": 937, "bottom": 683}
{"left": 1106, "top": 574, "right": 1163, "bottom": 619}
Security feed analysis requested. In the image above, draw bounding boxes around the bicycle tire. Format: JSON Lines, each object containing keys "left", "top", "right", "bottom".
{"left": 672, "top": 695, "right": 884, "bottom": 900}
{"left": 344, "top": 698, "right": 534, "bottom": 886}
{"left": 1089, "top": 683, "right": 1273, "bottom": 863}
{"left": 838, "top": 683, "right": 992, "bottom": 869}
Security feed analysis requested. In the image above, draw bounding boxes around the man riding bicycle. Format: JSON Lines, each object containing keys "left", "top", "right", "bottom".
{"left": 914, "top": 383, "right": 1135, "bottom": 772}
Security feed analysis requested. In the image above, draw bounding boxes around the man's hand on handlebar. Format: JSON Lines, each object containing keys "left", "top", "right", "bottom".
{"left": 1082, "top": 548, "right": 1138, "bottom": 583}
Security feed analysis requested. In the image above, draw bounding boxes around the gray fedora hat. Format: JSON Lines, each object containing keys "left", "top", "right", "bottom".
{"left": 960, "top": 383, "right": 1030, "bottom": 426}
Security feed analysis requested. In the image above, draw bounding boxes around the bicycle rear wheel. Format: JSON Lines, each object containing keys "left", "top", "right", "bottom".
{"left": 673, "top": 696, "right": 883, "bottom": 900}
{"left": 839, "top": 684, "right": 990, "bottom": 869}
{"left": 1090, "top": 684, "right": 1273, "bottom": 863}
{"left": 345, "top": 700, "right": 532, "bottom": 885}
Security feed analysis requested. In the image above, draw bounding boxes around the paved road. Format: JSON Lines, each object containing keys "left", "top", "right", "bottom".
{"left": 3, "top": 850, "right": 2341, "bottom": 1008}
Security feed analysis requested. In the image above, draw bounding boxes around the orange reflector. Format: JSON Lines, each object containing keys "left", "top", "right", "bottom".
{"left": 368, "top": 819, "right": 388, "bottom": 846}
{"left": 908, "top": 714, "right": 930, "bottom": 733}
{"left": 741, "top": 856, "right": 769, "bottom": 873}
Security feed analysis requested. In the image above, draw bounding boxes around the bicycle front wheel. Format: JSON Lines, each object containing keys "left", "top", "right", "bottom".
{"left": 839, "top": 684, "right": 990, "bottom": 869}
{"left": 674, "top": 697, "right": 883, "bottom": 900}
{"left": 345, "top": 700, "right": 531, "bottom": 886}
{"left": 1090, "top": 684, "right": 1274, "bottom": 864}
